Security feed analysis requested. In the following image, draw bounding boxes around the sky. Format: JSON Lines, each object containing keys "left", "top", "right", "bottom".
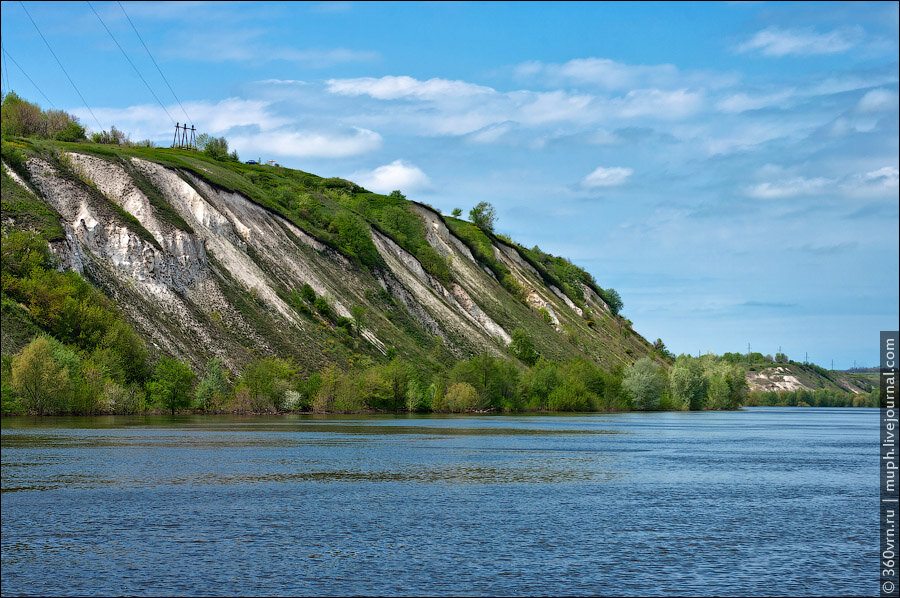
{"left": 1, "top": 1, "right": 898, "bottom": 369}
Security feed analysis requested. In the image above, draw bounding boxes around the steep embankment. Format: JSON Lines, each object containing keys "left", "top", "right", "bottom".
{"left": 2, "top": 140, "right": 655, "bottom": 376}
{"left": 744, "top": 362, "right": 874, "bottom": 394}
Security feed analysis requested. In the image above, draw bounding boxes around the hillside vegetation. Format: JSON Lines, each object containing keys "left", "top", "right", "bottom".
{"left": 1, "top": 94, "right": 671, "bottom": 414}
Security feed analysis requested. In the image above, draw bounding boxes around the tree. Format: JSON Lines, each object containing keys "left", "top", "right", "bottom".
{"left": 700, "top": 359, "right": 747, "bottom": 410}
{"left": 443, "top": 382, "right": 478, "bottom": 412}
{"left": 54, "top": 120, "right": 86, "bottom": 142}
{"left": 623, "top": 357, "right": 665, "bottom": 410}
{"left": 195, "top": 358, "right": 229, "bottom": 411}
{"left": 351, "top": 305, "right": 367, "bottom": 334}
{"left": 469, "top": 201, "right": 497, "bottom": 233}
{"left": 451, "top": 208, "right": 463, "bottom": 218}
{"left": 196, "top": 134, "right": 234, "bottom": 161}
{"left": 242, "top": 357, "right": 296, "bottom": 411}
{"left": 602, "top": 288, "right": 623, "bottom": 316}
{"left": 509, "top": 328, "right": 539, "bottom": 366}
{"left": 91, "top": 126, "right": 126, "bottom": 145}
{"left": 653, "top": 338, "right": 675, "bottom": 360}
{"left": 314, "top": 296, "right": 332, "bottom": 318}
{"left": 1, "top": 92, "right": 43, "bottom": 136}
{"left": 389, "top": 190, "right": 406, "bottom": 200}
{"left": 668, "top": 355, "right": 706, "bottom": 410}
{"left": 11, "top": 336, "right": 72, "bottom": 415}
{"left": 148, "top": 357, "right": 195, "bottom": 414}
{"left": 406, "top": 378, "right": 426, "bottom": 412}
{"left": 300, "top": 283, "right": 316, "bottom": 303}
{"left": 1, "top": 92, "right": 85, "bottom": 140}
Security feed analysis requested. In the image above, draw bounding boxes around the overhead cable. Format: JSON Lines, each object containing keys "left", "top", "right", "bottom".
{"left": 117, "top": 0, "right": 194, "bottom": 127}
{"left": 1, "top": 42, "right": 11, "bottom": 97}
{"left": 2, "top": 44, "right": 57, "bottom": 109}
{"left": 87, "top": 0, "right": 177, "bottom": 125}
{"left": 19, "top": 1, "right": 104, "bottom": 131}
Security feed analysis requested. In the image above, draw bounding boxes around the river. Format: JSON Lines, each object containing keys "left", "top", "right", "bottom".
{"left": 0, "top": 407, "right": 878, "bottom": 596}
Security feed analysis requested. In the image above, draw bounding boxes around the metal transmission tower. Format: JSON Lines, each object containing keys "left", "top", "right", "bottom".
{"left": 172, "top": 123, "right": 196, "bottom": 149}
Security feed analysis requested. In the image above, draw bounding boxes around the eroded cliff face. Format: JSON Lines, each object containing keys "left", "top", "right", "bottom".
{"left": 9, "top": 150, "right": 651, "bottom": 372}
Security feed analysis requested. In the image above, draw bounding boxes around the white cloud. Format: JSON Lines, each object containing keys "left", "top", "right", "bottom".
{"left": 166, "top": 28, "right": 377, "bottom": 66}
{"left": 72, "top": 98, "right": 286, "bottom": 139}
{"left": 836, "top": 167, "right": 899, "bottom": 198}
{"left": 230, "top": 127, "right": 382, "bottom": 158}
{"left": 863, "top": 166, "right": 899, "bottom": 186}
{"left": 514, "top": 57, "right": 736, "bottom": 91}
{"left": 519, "top": 57, "right": 677, "bottom": 90}
{"left": 811, "top": 73, "right": 900, "bottom": 97}
{"left": 518, "top": 90, "right": 595, "bottom": 124}
{"left": 467, "top": 122, "right": 516, "bottom": 145}
{"left": 581, "top": 166, "right": 633, "bottom": 188}
{"left": 746, "top": 176, "right": 832, "bottom": 199}
{"left": 587, "top": 128, "right": 621, "bottom": 145}
{"left": 715, "top": 90, "right": 796, "bottom": 113}
{"left": 84, "top": 98, "right": 381, "bottom": 159}
{"left": 190, "top": 98, "right": 287, "bottom": 133}
{"left": 856, "top": 88, "right": 899, "bottom": 112}
{"left": 322, "top": 75, "right": 709, "bottom": 142}
{"left": 352, "top": 160, "right": 432, "bottom": 194}
{"left": 737, "top": 26, "right": 863, "bottom": 57}
{"left": 273, "top": 48, "right": 378, "bottom": 66}
{"left": 326, "top": 76, "right": 494, "bottom": 100}
{"left": 616, "top": 89, "right": 704, "bottom": 119}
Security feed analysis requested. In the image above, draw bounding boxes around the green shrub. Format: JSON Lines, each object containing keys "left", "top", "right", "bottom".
{"left": 241, "top": 357, "right": 296, "bottom": 411}
{"left": 54, "top": 120, "right": 86, "bottom": 142}
{"left": 11, "top": 336, "right": 72, "bottom": 415}
{"left": 443, "top": 382, "right": 478, "bottom": 412}
{"left": 502, "top": 274, "right": 527, "bottom": 301}
{"left": 623, "top": 357, "right": 665, "bottom": 410}
{"left": 469, "top": 201, "right": 496, "bottom": 233}
{"left": 195, "top": 358, "right": 230, "bottom": 411}
{"left": 299, "top": 283, "right": 316, "bottom": 303}
{"left": 1, "top": 141, "right": 28, "bottom": 171}
{"left": 509, "top": 328, "right": 539, "bottom": 366}
{"left": 314, "top": 296, "right": 332, "bottom": 318}
{"left": 147, "top": 357, "right": 195, "bottom": 414}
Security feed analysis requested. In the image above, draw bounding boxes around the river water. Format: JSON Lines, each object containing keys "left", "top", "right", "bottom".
{"left": 0, "top": 407, "right": 878, "bottom": 596}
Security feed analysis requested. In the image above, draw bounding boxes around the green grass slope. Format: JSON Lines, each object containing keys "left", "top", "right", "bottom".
{"left": 2, "top": 137, "right": 655, "bottom": 389}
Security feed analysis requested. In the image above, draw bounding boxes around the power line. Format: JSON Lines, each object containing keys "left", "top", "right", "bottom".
{"left": 1, "top": 42, "right": 11, "bottom": 97}
{"left": 1, "top": 45, "right": 57, "bottom": 109}
{"left": 19, "top": 1, "right": 104, "bottom": 131}
{"left": 116, "top": 0, "right": 193, "bottom": 127}
{"left": 86, "top": 1, "right": 176, "bottom": 125}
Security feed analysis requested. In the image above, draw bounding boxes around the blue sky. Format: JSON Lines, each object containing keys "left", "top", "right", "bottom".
{"left": 2, "top": 1, "right": 898, "bottom": 369}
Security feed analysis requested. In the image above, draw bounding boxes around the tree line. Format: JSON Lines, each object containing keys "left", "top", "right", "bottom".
{"left": 2, "top": 224, "right": 870, "bottom": 415}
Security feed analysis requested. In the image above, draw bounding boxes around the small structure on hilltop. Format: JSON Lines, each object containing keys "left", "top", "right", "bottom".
{"left": 172, "top": 122, "right": 196, "bottom": 149}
